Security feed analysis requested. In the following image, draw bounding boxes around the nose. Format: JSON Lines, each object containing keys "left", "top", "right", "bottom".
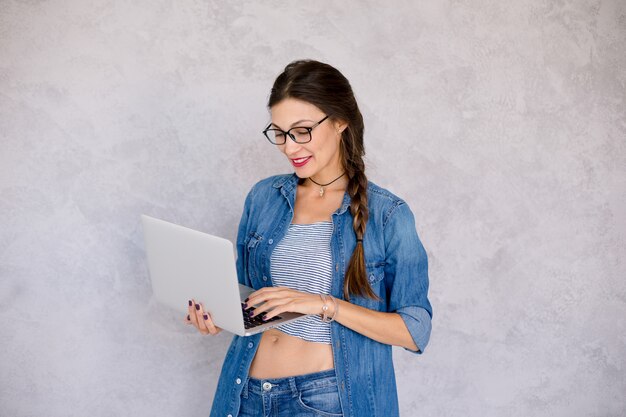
{"left": 282, "top": 136, "right": 302, "bottom": 156}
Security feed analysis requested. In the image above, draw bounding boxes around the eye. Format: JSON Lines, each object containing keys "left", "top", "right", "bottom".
{"left": 293, "top": 128, "right": 310, "bottom": 135}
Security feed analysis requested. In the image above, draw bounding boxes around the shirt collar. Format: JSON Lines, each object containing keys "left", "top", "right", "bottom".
{"left": 272, "top": 173, "right": 351, "bottom": 216}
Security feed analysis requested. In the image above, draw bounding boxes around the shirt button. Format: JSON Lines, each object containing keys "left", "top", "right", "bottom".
{"left": 248, "top": 342, "right": 254, "bottom": 349}
{"left": 268, "top": 239, "right": 273, "bottom": 244}
{"left": 262, "top": 276, "right": 268, "bottom": 281}
{"left": 228, "top": 414, "right": 233, "bottom": 417}
{"left": 236, "top": 378, "right": 241, "bottom": 384}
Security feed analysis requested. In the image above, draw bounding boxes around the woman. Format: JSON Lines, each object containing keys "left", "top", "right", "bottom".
{"left": 187, "top": 59, "right": 432, "bottom": 417}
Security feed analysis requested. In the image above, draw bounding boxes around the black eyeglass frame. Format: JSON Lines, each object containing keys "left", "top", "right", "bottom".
{"left": 262, "top": 115, "right": 330, "bottom": 145}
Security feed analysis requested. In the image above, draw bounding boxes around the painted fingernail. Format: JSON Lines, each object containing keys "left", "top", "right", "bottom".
{"left": 262, "top": 315, "right": 268, "bottom": 321}
{"left": 248, "top": 310, "right": 254, "bottom": 316}
{"left": 195, "top": 304, "right": 200, "bottom": 310}
{"left": 242, "top": 303, "right": 248, "bottom": 309}
{"left": 203, "top": 314, "right": 208, "bottom": 320}
{"left": 244, "top": 297, "right": 249, "bottom": 302}
{"left": 187, "top": 314, "right": 190, "bottom": 321}
{"left": 188, "top": 300, "right": 192, "bottom": 306}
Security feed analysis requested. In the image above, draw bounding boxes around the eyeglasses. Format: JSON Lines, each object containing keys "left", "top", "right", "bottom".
{"left": 262, "top": 115, "right": 330, "bottom": 145}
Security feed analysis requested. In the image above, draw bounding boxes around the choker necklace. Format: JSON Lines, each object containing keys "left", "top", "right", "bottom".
{"left": 308, "top": 173, "right": 346, "bottom": 197}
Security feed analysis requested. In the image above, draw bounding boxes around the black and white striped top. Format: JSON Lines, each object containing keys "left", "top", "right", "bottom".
{"left": 270, "top": 221, "right": 334, "bottom": 344}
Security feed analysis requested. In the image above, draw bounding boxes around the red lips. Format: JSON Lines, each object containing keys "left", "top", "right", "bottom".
{"left": 290, "top": 156, "right": 312, "bottom": 167}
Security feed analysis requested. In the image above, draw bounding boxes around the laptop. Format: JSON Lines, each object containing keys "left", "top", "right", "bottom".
{"left": 140, "top": 214, "right": 308, "bottom": 336}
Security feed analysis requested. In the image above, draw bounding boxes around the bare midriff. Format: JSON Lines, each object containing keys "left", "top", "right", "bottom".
{"left": 248, "top": 328, "right": 334, "bottom": 379}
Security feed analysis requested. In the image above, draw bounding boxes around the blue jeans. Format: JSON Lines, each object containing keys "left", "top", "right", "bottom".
{"left": 238, "top": 368, "right": 343, "bottom": 417}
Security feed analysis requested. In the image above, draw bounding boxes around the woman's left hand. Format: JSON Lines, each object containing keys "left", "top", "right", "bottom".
{"left": 243, "top": 287, "right": 323, "bottom": 321}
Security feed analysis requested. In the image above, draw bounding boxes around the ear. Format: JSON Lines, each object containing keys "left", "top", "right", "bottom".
{"left": 333, "top": 119, "right": 348, "bottom": 134}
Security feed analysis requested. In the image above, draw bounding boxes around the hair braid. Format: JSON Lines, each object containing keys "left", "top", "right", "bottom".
{"left": 342, "top": 134, "right": 378, "bottom": 301}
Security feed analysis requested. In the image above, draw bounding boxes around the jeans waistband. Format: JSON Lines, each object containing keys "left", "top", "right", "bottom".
{"left": 244, "top": 368, "right": 337, "bottom": 397}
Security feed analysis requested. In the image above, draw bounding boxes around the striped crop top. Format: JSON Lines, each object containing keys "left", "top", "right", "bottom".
{"left": 269, "top": 221, "right": 334, "bottom": 344}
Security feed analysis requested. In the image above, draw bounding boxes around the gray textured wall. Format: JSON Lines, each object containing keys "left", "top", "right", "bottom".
{"left": 1, "top": 1, "right": 625, "bottom": 416}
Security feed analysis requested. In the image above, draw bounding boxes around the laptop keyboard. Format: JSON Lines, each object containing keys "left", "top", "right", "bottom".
{"left": 242, "top": 303, "right": 282, "bottom": 329}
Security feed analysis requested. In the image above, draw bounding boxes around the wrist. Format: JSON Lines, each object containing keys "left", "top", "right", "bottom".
{"left": 319, "top": 294, "right": 339, "bottom": 323}
{"left": 319, "top": 294, "right": 329, "bottom": 319}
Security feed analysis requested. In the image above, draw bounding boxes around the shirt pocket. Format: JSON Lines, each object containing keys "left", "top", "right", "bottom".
{"left": 352, "top": 261, "right": 386, "bottom": 310}
{"left": 244, "top": 232, "right": 263, "bottom": 281}
{"left": 366, "top": 261, "right": 385, "bottom": 285}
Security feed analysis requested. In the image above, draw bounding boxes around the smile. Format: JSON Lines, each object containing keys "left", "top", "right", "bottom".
{"left": 290, "top": 156, "right": 312, "bottom": 167}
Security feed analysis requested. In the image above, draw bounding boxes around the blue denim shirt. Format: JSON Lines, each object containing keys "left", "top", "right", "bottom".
{"left": 210, "top": 173, "right": 432, "bottom": 417}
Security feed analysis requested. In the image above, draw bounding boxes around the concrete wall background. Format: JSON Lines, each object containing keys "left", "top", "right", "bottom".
{"left": 1, "top": 1, "right": 625, "bottom": 416}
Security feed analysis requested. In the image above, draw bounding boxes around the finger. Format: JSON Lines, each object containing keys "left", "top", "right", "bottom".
{"left": 203, "top": 312, "right": 221, "bottom": 335}
{"left": 244, "top": 290, "right": 265, "bottom": 307}
{"left": 190, "top": 299, "right": 208, "bottom": 334}
{"left": 250, "top": 297, "right": 292, "bottom": 318}
{"left": 246, "top": 287, "right": 291, "bottom": 308}
{"left": 194, "top": 302, "right": 209, "bottom": 334}
{"left": 261, "top": 299, "right": 298, "bottom": 321}
{"left": 185, "top": 299, "right": 194, "bottom": 324}
{"left": 188, "top": 299, "right": 200, "bottom": 327}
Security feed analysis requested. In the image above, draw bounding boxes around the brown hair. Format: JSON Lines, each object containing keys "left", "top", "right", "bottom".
{"left": 268, "top": 59, "right": 378, "bottom": 301}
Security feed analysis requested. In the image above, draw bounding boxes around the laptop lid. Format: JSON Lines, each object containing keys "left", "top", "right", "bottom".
{"left": 140, "top": 214, "right": 307, "bottom": 336}
{"left": 141, "top": 214, "right": 246, "bottom": 335}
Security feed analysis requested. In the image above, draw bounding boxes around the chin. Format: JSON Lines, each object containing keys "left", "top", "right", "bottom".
{"left": 294, "top": 166, "right": 316, "bottom": 178}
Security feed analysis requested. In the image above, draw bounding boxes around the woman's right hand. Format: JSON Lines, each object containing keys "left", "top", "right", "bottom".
{"left": 185, "top": 299, "right": 222, "bottom": 335}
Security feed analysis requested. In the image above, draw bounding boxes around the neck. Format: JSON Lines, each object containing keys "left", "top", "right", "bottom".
{"left": 306, "top": 172, "right": 348, "bottom": 196}
{"left": 311, "top": 171, "right": 344, "bottom": 184}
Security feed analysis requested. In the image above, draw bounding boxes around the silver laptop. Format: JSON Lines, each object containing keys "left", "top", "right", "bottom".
{"left": 141, "top": 214, "right": 307, "bottom": 336}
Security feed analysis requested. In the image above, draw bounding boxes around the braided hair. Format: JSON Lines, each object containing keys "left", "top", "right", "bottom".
{"left": 268, "top": 60, "right": 378, "bottom": 301}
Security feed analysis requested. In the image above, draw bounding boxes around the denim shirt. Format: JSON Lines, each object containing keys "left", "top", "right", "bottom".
{"left": 210, "top": 173, "right": 432, "bottom": 417}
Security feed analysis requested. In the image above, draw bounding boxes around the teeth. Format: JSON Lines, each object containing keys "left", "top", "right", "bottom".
{"left": 293, "top": 157, "right": 309, "bottom": 163}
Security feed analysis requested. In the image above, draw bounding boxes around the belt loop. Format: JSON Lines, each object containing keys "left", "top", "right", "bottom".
{"left": 241, "top": 377, "right": 249, "bottom": 399}
{"left": 288, "top": 377, "right": 298, "bottom": 398}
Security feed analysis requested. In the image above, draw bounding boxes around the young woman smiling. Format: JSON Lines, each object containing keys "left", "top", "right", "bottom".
{"left": 187, "top": 60, "right": 433, "bottom": 417}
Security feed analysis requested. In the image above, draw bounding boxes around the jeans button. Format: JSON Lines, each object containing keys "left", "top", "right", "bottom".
{"left": 236, "top": 378, "right": 241, "bottom": 384}
{"left": 262, "top": 382, "right": 272, "bottom": 391}
{"left": 262, "top": 276, "right": 268, "bottom": 281}
{"left": 268, "top": 239, "right": 273, "bottom": 244}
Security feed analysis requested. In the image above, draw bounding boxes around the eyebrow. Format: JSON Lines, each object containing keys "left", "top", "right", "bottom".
{"left": 269, "top": 119, "right": 316, "bottom": 130}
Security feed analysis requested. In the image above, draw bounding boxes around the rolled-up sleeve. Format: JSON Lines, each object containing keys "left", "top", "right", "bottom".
{"left": 383, "top": 201, "right": 433, "bottom": 354}
{"left": 397, "top": 305, "right": 432, "bottom": 354}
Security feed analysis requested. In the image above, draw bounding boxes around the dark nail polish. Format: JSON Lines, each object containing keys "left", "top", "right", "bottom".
{"left": 242, "top": 303, "right": 248, "bottom": 309}
{"left": 262, "top": 315, "right": 268, "bottom": 321}
{"left": 203, "top": 314, "right": 208, "bottom": 320}
{"left": 187, "top": 314, "right": 190, "bottom": 321}
{"left": 188, "top": 300, "right": 192, "bottom": 306}
{"left": 248, "top": 310, "right": 254, "bottom": 316}
{"left": 244, "top": 297, "right": 249, "bottom": 302}
{"left": 195, "top": 304, "right": 200, "bottom": 310}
